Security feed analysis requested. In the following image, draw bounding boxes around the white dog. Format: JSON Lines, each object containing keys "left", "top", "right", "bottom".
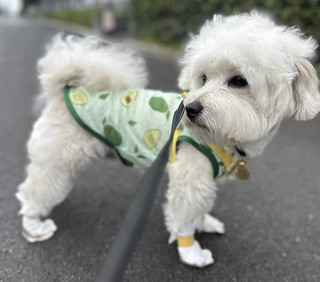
{"left": 17, "top": 12, "right": 320, "bottom": 268}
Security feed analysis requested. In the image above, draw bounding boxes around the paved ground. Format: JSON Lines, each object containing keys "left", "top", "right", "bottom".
{"left": 0, "top": 16, "right": 319, "bottom": 282}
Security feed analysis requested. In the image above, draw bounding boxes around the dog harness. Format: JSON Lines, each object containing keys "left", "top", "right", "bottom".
{"left": 64, "top": 86, "right": 247, "bottom": 179}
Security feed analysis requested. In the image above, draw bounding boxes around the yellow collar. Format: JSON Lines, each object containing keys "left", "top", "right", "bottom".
{"left": 173, "top": 91, "right": 250, "bottom": 180}
{"left": 170, "top": 128, "right": 250, "bottom": 180}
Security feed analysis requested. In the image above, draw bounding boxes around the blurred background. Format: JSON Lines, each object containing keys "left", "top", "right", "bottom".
{"left": 1, "top": 0, "right": 319, "bottom": 69}
{"left": 0, "top": 1, "right": 320, "bottom": 282}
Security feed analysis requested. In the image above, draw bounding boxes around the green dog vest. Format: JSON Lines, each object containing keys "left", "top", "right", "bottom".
{"left": 64, "top": 86, "right": 226, "bottom": 178}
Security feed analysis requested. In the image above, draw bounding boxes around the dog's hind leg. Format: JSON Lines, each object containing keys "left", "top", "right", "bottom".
{"left": 16, "top": 105, "right": 107, "bottom": 242}
{"left": 164, "top": 142, "right": 223, "bottom": 267}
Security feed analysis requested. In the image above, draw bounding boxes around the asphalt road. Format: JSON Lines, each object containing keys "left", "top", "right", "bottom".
{"left": 0, "top": 16, "right": 320, "bottom": 282}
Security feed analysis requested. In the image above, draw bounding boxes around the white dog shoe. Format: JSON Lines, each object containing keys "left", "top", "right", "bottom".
{"left": 178, "top": 240, "right": 214, "bottom": 268}
{"left": 195, "top": 213, "right": 225, "bottom": 234}
{"left": 22, "top": 216, "right": 57, "bottom": 243}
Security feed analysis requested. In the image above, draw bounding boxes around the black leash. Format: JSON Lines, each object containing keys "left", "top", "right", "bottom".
{"left": 96, "top": 101, "right": 185, "bottom": 282}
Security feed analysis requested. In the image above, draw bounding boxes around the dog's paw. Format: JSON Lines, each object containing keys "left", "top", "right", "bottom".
{"left": 178, "top": 240, "right": 214, "bottom": 268}
{"left": 22, "top": 216, "right": 57, "bottom": 243}
{"left": 196, "top": 213, "right": 225, "bottom": 234}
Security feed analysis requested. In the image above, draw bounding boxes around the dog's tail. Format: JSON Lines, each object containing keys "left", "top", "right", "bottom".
{"left": 37, "top": 33, "right": 148, "bottom": 105}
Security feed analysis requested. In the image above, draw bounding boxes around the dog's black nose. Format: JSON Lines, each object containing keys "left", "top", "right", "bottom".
{"left": 186, "top": 101, "right": 203, "bottom": 121}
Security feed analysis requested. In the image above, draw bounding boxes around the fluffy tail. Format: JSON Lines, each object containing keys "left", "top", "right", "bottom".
{"left": 37, "top": 33, "right": 148, "bottom": 103}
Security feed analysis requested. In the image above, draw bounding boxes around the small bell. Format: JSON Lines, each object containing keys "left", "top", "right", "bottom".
{"left": 233, "top": 160, "right": 250, "bottom": 180}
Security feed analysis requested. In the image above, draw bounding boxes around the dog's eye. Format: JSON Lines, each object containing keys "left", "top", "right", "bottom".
{"left": 202, "top": 74, "right": 207, "bottom": 85}
{"left": 228, "top": 76, "right": 248, "bottom": 88}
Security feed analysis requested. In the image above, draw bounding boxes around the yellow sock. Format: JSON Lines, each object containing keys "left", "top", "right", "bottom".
{"left": 177, "top": 235, "right": 195, "bottom": 247}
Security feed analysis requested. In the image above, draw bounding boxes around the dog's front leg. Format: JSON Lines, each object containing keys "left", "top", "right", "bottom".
{"left": 175, "top": 221, "right": 214, "bottom": 267}
{"left": 194, "top": 213, "right": 225, "bottom": 234}
{"left": 164, "top": 142, "right": 223, "bottom": 267}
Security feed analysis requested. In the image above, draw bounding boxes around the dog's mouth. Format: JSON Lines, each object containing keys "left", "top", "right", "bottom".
{"left": 183, "top": 114, "right": 210, "bottom": 132}
{"left": 196, "top": 122, "right": 210, "bottom": 131}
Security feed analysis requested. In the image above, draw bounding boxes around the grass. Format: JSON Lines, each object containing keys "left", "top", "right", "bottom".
{"left": 36, "top": 7, "right": 102, "bottom": 28}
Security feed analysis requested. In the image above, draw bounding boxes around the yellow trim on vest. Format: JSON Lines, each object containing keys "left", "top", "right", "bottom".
{"left": 170, "top": 130, "right": 234, "bottom": 172}
{"left": 170, "top": 91, "right": 187, "bottom": 163}
{"left": 202, "top": 214, "right": 206, "bottom": 222}
{"left": 208, "top": 144, "right": 234, "bottom": 173}
{"left": 181, "top": 91, "right": 188, "bottom": 98}
{"left": 170, "top": 128, "right": 182, "bottom": 162}
{"left": 177, "top": 235, "right": 195, "bottom": 247}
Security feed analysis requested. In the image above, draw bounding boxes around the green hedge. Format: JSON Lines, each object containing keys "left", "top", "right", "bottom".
{"left": 129, "top": 0, "right": 320, "bottom": 56}
{"left": 36, "top": 1, "right": 320, "bottom": 68}
{"left": 49, "top": 8, "right": 93, "bottom": 28}
{"left": 38, "top": 7, "right": 103, "bottom": 28}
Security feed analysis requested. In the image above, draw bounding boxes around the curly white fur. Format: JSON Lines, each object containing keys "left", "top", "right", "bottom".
{"left": 16, "top": 34, "right": 148, "bottom": 238}
{"left": 179, "top": 12, "right": 319, "bottom": 147}
{"left": 17, "top": 12, "right": 320, "bottom": 268}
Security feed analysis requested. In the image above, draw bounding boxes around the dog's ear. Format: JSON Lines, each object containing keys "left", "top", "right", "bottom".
{"left": 178, "top": 65, "right": 192, "bottom": 91}
{"left": 293, "top": 58, "right": 320, "bottom": 120}
{"left": 178, "top": 43, "right": 194, "bottom": 91}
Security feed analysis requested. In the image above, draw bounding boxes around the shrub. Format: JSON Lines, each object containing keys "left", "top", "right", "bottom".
{"left": 129, "top": 0, "right": 320, "bottom": 64}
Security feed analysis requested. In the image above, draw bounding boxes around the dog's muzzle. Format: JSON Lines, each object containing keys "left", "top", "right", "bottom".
{"left": 186, "top": 101, "right": 203, "bottom": 122}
